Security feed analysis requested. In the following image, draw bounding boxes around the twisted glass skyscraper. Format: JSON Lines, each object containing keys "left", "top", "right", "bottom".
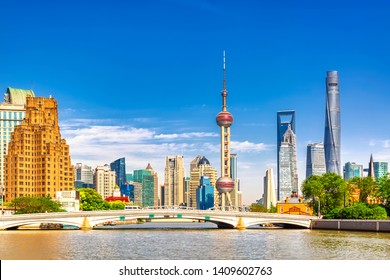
{"left": 324, "top": 71, "right": 341, "bottom": 175}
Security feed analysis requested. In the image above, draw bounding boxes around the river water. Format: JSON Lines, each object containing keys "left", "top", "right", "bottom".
{"left": 0, "top": 222, "right": 389, "bottom": 260}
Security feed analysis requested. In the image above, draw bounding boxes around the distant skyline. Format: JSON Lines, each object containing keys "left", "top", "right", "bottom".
{"left": 1, "top": 0, "right": 390, "bottom": 204}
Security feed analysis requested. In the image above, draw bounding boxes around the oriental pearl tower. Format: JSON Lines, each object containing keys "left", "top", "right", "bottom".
{"left": 216, "top": 51, "right": 235, "bottom": 209}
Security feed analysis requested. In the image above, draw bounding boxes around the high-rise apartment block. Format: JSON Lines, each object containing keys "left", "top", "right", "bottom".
{"left": 344, "top": 162, "right": 363, "bottom": 180}
{"left": 110, "top": 157, "right": 126, "bottom": 188}
{"left": 277, "top": 110, "right": 296, "bottom": 200}
{"left": 306, "top": 143, "right": 326, "bottom": 179}
{"left": 278, "top": 124, "right": 298, "bottom": 201}
{"left": 189, "top": 156, "right": 217, "bottom": 208}
{"left": 4, "top": 96, "right": 73, "bottom": 202}
{"left": 93, "top": 165, "right": 116, "bottom": 199}
{"left": 1, "top": 87, "right": 35, "bottom": 191}
{"left": 324, "top": 71, "right": 341, "bottom": 175}
{"left": 74, "top": 163, "right": 93, "bottom": 188}
{"left": 164, "top": 155, "right": 185, "bottom": 206}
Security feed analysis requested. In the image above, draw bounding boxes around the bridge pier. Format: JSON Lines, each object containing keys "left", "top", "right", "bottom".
{"left": 80, "top": 217, "right": 92, "bottom": 230}
{"left": 235, "top": 216, "right": 246, "bottom": 230}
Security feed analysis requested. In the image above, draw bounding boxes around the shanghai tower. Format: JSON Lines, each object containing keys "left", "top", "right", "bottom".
{"left": 324, "top": 71, "right": 341, "bottom": 175}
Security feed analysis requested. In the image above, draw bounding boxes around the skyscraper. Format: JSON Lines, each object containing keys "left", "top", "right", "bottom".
{"left": 263, "top": 168, "right": 276, "bottom": 210}
{"left": 94, "top": 165, "right": 116, "bottom": 199}
{"left": 133, "top": 163, "right": 159, "bottom": 207}
{"left": 367, "top": 155, "right": 389, "bottom": 181}
{"left": 306, "top": 143, "right": 326, "bottom": 179}
{"left": 196, "top": 176, "right": 215, "bottom": 210}
{"left": 0, "top": 87, "right": 35, "bottom": 192}
{"left": 277, "top": 110, "right": 296, "bottom": 200}
{"left": 324, "top": 70, "right": 341, "bottom": 175}
{"left": 145, "top": 163, "right": 159, "bottom": 207}
{"left": 164, "top": 155, "right": 185, "bottom": 206}
{"left": 189, "top": 156, "right": 217, "bottom": 208}
{"left": 4, "top": 96, "right": 73, "bottom": 202}
{"left": 74, "top": 163, "right": 93, "bottom": 188}
{"left": 230, "top": 153, "right": 240, "bottom": 207}
{"left": 215, "top": 51, "right": 235, "bottom": 207}
{"left": 374, "top": 162, "right": 388, "bottom": 179}
{"left": 110, "top": 157, "right": 126, "bottom": 188}
{"left": 344, "top": 162, "right": 363, "bottom": 180}
{"left": 278, "top": 124, "right": 298, "bottom": 200}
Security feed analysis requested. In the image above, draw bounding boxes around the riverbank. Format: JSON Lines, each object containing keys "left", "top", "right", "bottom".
{"left": 311, "top": 219, "right": 390, "bottom": 232}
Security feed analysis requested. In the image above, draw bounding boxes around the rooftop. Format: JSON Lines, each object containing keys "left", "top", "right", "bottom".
{"left": 5, "top": 87, "right": 35, "bottom": 106}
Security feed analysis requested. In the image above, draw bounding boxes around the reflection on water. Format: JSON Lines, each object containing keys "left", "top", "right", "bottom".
{"left": 0, "top": 222, "right": 389, "bottom": 260}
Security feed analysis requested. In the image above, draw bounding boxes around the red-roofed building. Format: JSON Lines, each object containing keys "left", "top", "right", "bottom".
{"left": 105, "top": 196, "right": 129, "bottom": 203}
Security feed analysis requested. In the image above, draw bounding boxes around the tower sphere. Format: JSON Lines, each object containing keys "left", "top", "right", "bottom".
{"left": 216, "top": 176, "right": 235, "bottom": 194}
{"left": 216, "top": 111, "right": 233, "bottom": 127}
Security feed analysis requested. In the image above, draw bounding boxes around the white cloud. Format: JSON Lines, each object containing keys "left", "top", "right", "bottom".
{"left": 155, "top": 132, "right": 218, "bottom": 140}
{"left": 231, "top": 141, "right": 272, "bottom": 153}
{"left": 383, "top": 140, "right": 390, "bottom": 148}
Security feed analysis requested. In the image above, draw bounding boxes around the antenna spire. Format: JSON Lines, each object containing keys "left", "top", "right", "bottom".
{"left": 223, "top": 50, "right": 226, "bottom": 92}
{"left": 222, "top": 50, "right": 227, "bottom": 111}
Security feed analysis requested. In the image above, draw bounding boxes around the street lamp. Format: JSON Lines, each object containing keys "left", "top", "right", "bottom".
{"left": 317, "top": 199, "right": 321, "bottom": 218}
{"left": 315, "top": 196, "right": 321, "bottom": 218}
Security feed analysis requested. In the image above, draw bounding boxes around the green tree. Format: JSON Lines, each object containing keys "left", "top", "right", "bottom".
{"left": 325, "top": 203, "right": 387, "bottom": 220}
{"left": 302, "top": 173, "right": 346, "bottom": 216}
{"left": 377, "top": 176, "right": 390, "bottom": 215}
{"left": 12, "top": 196, "right": 64, "bottom": 214}
{"left": 249, "top": 203, "right": 268, "bottom": 212}
{"left": 79, "top": 188, "right": 109, "bottom": 211}
{"left": 108, "top": 200, "right": 126, "bottom": 210}
{"left": 349, "top": 177, "right": 378, "bottom": 203}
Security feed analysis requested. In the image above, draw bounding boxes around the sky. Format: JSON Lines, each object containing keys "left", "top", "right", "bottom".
{"left": 1, "top": 0, "right": 390, "bottom": 204}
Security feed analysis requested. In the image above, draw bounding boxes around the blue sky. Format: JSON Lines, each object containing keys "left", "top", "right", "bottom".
{"left": 1, "top": 0, "right": 390, "bottom": 204}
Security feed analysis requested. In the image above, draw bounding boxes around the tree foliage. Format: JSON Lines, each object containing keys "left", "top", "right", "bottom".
{"left": 79, "top": 188, "right": 109, "bottom": 211}
{"left": 249, "top": 203, "right": 276, "bottom": 213}
{"left": 348, "top": 177, "right": 377, "bottom": 203}
{"left": 78, "top": 188, "right": 128, "bottom": 211}
{"left": 324, "top": 203, "right": 387, "bottom": 220}
{"left": 12, "top": 196, "right": 64, "bottom": 214}
{"left": 108, "top": 200, "right": 126, "bottom": 210}
{"left": 377, "top": 176, "right": 390, "bottom": 215}
{"left": 249, "top": 203, "right": 268, "bottom": 213}
{"left": 301, "top": 173, "right": 346, "bottom": 216}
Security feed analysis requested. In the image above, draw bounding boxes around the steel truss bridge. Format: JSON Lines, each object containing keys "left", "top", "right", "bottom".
{"left": 0, "top": 206, "right": 318, "bottom": 230}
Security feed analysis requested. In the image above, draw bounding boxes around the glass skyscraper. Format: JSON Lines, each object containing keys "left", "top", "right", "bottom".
{"left": 344, "top": 162, "right": 363, "bottom": 180}
{"left": 110, "top": 157, "right": 126, "bottom": 188}
{"left": 306, "top": 143, "right": 326, "bottom": 179}
{"left": 374, "top": 162, "right": 388, "bottom": 179}
{"left": 196, "top": 176, "right": 214, "bottom": 210}
{"left": 324, "top": 71, "right": 341, "bottom": 175}
{"left": 277, "top": 111, "right": 296, "bottom": 200}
